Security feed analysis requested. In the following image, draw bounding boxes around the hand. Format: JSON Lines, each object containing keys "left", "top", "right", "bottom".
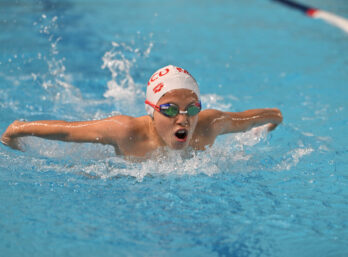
{"left": 267, "top": 123, "right": 278, "bottom": 132}
{"left": 1, "top": 136, "right": 22, "bottom": 150}
{"left": 267, "top": 109, "right": 283, "bottom": 131}
{"left": 1, "top": 121, "right": 24, "bottom": 151}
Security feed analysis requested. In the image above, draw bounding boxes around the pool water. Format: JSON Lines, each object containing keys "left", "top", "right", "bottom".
{"left": 1, "top": 0, "right": 348, "bottom": 256}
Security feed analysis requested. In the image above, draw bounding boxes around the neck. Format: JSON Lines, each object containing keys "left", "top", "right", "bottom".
{"left": 146, "top": 116, "right": 166, "bottom": 147}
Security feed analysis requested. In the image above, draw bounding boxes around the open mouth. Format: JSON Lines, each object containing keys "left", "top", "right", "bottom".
{"left": 175, "top": 129, "right": 188, "bottom": 142}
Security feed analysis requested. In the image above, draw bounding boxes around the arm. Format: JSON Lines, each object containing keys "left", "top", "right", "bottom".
{"left": 204, "top": 108, "right": 283, "bottom": 135}
{"left": 1, "top": 116, "right": 134, "bottom": 150}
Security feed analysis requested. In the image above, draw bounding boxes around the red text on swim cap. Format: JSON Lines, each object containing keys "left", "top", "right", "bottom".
{"left": 153, "top": 82, "right": 164, "bottom": 93}
{"left": 176, "top": 67, "right": 190, "bottom": 76}
{"left": 148, "top": 68, "right": 170, "bottom": 86}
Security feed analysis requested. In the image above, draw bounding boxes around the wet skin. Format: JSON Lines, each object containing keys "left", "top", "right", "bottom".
{"left": 1, "top": 89, "right": 283, "bottom": 158}
{"left": 152, "top": 89, "right": 199, "bottom": 150}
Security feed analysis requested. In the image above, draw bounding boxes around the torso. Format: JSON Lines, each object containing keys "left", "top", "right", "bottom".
{"left": 112, "top": 112, "right": 220, "bottom": 158}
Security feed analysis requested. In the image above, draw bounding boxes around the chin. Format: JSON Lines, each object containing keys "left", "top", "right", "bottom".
{"left": 170, "top": 141, "right": 189, "bottom": 150}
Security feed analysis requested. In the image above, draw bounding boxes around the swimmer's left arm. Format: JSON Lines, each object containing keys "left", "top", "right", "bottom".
{"left": 207, "top": 108, "right": 283, "bottom": 135}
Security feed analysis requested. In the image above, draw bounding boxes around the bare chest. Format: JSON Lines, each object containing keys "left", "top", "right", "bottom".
{"left": 115, "top": 137, "right": 159, "bottom": 157}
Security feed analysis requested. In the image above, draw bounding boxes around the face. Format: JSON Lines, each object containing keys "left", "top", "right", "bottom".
{"left": 152, "top": 89, "right": 200, "bottom": 150}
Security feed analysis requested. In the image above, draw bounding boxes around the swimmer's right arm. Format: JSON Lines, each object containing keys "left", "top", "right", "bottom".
{"left": 1, "top": 116, "right": 134, "bottom": 150}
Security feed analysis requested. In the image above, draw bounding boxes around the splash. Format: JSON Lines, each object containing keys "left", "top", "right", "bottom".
{"left": 101, "top": 41, "right": 153, "bottom": 103}
{"left": 30, "top": 13, "right": 84, "bottom": 114}
{"left": 276, "top": 147, "right": 314, "bottom": 171}
{"left": 12, "top": 123, "right": 271, "bottom": 182}
{"left": 201, "top": 94, "right": 232, "bottom": 111}
{"left": 5, "top": 129, "right": 253, "bottom": 182}
{"left": 3, "top": 120, "right": 319, "bottom": 182}
{"left": 231, "top": 124, "right": 269, "bottom": 148}
{"left": 31, "top": 15, "right": 155, "bottom": 119}
{"left": 37, "top": 15, "right": 79, "bottom": 98}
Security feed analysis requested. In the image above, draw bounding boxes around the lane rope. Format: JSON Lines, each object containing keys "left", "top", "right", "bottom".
{"left": 272, "top": 0, "right": 348, "bottom": 34}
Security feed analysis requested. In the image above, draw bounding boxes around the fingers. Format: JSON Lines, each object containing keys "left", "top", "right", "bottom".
{"left": 267, "top": 123, "right": 278, "bottom": 132}
{"left": 1, "top": 134, "right": 22, "bottom": 151}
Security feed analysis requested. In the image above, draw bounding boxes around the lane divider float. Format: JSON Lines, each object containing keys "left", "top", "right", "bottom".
{"left": 272, "top": 0, "right": 348, "bottom": 34}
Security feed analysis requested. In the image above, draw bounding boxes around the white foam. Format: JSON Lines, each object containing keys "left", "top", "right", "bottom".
{"left": 14, "top": 131, "right": 267, "bottom": 182}
{"left": 101, "top": 40, "right": 151, "bottom": 102}
{"left": 276, "top": 147, "right": 314, "bottom": 171}
{"left": 231, "top": 124, "right": 269, "bottom": 147}
{"left": 201, "top": 94, "right": 232, "bottom": 111}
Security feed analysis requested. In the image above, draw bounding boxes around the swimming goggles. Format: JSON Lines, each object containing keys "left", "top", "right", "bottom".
{"left": 145, "top": 100, "right": 201, "bottom": 117}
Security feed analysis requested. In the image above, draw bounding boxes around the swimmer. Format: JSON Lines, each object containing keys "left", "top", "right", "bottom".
{"left": 1, "top": 65, "right": 283, "bottom": 158}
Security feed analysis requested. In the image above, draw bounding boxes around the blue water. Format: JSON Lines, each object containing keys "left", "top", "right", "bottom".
{"left": 1, "top": 0, "right": 348, "bottom": 256}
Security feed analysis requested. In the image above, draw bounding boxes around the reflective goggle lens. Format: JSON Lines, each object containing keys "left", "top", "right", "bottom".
{"left": 159, "top": 103, "right": 201, "bottom": 117}
{"left": 161, "top": 104, "right": 179, "bottom": 117}
{"left": 187, "top": 104, "right": 201, "bottom": 116}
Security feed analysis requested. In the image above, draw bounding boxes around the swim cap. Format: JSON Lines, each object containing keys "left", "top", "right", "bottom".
{"left": 145, "top": 65, "right": 200, "bottom": 116}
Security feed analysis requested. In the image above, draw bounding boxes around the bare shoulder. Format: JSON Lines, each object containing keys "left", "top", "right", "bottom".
{"left": 196, "top": 109, "right": 227, "bottom": 135}
{"left": 106, "top": 115, "right": 135, "bottom": 123}
{"left": 105, "top": 115, "right": 143, "bottom": 131}
{"left": 198, "top": 109, "right": 225, "bottom": 120}
{"left": 105, "top": 115, "right": 150, "bottom": 138}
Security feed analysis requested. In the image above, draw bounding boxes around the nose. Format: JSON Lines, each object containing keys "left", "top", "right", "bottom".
{"left": 176, "top": 113, "right": 189, "bottom": 126}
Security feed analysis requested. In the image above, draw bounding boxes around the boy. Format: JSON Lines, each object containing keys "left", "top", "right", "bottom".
{"left": 1, "top": 65, "right": 283, "bottom": 158}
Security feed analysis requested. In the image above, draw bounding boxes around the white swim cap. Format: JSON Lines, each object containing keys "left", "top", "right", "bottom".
{"left": 145, "top": 65, "right": 200, "bottom": 116}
